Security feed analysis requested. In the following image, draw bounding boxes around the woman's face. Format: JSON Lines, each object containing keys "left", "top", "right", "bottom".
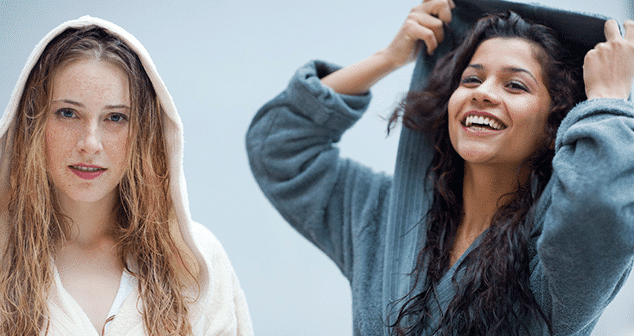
{"left": 45, "top": 58, "right": 130, "bottom": 208}
{"left": 447, "top": 37, "right": 552, "bottom": 168}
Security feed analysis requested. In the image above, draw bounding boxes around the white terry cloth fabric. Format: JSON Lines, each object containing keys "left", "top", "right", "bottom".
{"left": 0, "top": 16, "right": 253, "bottom": 336}
{"left": 102, "top": 271, "right": 137, "bottom": 335}
{"left": 107, "top": 271, "right": 136, "bottom": 320}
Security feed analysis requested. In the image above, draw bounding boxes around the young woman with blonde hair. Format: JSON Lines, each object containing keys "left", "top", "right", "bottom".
{"left": 0, "top": 16, "right": 252, "bottom": 336}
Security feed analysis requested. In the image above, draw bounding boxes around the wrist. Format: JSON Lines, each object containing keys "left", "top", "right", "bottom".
{"left": 586, "top": 89, "right": 630, "bottom": 101}
{"left": 375, "top": 48, "right": 408, "bottom": 72}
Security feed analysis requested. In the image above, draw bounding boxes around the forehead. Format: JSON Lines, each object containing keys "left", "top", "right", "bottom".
{"left": 51, "top": 58, "right": 130, "bottom": 102}
{"left": 469, "top": 37, "right": 545, "bottom": 82}
{"left": 50, "top": 58, "right": 130, "bottom": 109}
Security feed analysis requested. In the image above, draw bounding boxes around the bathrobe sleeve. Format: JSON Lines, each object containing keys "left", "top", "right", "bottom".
{"left": 536, "top": 98, "right": 634, "bottom": 333}
{"left": 246, "top": 60, "right": 392, "bottom": 279}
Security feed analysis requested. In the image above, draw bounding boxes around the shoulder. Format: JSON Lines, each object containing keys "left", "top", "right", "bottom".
{"left": 189, "top": 221, "right": 236, "bottom": 279}
{"left": 188, "top": 221, "right": 254, "bottom": 335}
{"left": 190, "top": 221, "right": 224, "bottom": 257}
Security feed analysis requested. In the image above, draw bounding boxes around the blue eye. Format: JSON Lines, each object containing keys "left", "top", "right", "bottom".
{"left": 56, "top": 108, "right": 76, "bottom": 118}
{"left": 107, "top": 113, "right": 128, "bottom": 123}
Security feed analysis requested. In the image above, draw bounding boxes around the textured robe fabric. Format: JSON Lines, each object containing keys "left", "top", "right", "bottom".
{"left": 1, "top": 16, "right": 252, "bottom": 336}
{"left": 247, "top": 58, "right": 634, "bottom": 335}
{"left": 248, "top": 1, "right": 634, "bottom": 334}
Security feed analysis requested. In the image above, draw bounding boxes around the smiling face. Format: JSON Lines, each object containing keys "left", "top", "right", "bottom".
{"left": 45, "top": 58, "right": 131, "bottom": 209}
{"left": 447, "top": 37, "right": 552, "bottom": 169}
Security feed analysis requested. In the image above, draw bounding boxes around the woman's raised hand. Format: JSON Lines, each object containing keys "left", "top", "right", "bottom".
{"left": 321, "top": 0, "right": 455, "bottom": 95}
{"left": 383, "top": 0, "right": 455, "bottom": 68}
{"left": 584, "top": 19, "right": 634, "bottom": 100}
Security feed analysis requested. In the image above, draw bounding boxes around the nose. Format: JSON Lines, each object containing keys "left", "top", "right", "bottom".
{"left": 77, "top": 122, "right": 103, "bottom": 154}
{"left": 471, "top": 80, "right": 500, "bottom": 106}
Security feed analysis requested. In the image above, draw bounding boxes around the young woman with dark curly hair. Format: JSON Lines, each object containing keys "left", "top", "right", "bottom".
{"left": 247, "top": 0, "right": 634, "bottom": 334}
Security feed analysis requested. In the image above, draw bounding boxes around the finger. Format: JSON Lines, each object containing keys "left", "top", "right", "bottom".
{"left": 422, "top": 0, "right": 453, "bottom": 24}
{"left": 422, "top": 0, "right": 454, "bottom": 6}
{"left": 410, "top": 10, "right": 445, "bottom": 45}
{"left": 404, "top": 18, "right": 440, "bottom": 55}
{"left": 624, "top": 20, "right": 634, "bottom": 42}
{"left": 417, "top": 26, "right": 440, "bottom": 55}
{"left": 604, "top": 19, "right": 622, "bottom": 41}
{"left": 435, "top": 3, "right": 453, "bottom": 24}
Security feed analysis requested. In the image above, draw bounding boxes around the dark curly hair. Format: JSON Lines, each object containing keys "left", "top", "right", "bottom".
{"left": 388, "top": 11, "right": 585, "bottom": 336}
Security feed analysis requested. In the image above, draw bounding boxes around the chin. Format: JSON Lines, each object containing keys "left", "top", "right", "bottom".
{"left": 58, "top": 187, "right": 119, "bottom": 206}
{"left": 455, "top": 146, "right": 495, "bottom": 164}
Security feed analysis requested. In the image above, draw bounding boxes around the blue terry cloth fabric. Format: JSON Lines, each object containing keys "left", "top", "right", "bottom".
{"left": 247, "top": 1, "right": 634, "bottom": 335}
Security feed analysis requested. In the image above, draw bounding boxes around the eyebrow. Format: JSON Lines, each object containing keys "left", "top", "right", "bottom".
{"left": 467, "top": 64, "right": 539, "bottom": 85}
{"left": 53, "top": 99, "right": 130, "bottom": 110}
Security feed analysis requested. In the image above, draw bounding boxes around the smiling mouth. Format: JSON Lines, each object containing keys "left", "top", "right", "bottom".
{"left": 69, "top": 165, "right": 106, "bottom": 172}
{"left": 462, "top": 115, "right": 506, "bottom": 131}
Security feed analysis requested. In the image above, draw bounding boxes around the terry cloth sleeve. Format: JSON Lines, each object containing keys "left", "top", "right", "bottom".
{"left": 536, "top": 98, "right": 634, "bottom": 333}
{"left": 246, "top": 60, "right": 392, "bottom": 279}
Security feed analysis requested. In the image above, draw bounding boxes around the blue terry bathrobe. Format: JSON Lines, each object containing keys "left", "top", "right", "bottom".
{"left": 247, "top": 0, "right": 634, "bottom": 334}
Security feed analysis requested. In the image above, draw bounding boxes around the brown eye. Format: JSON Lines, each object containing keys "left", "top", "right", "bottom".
{"left": 507, "top": 81, "right": 529, "bottom": 92}
{"left": 461, "top": 76, "right": 482, "bottom": 85}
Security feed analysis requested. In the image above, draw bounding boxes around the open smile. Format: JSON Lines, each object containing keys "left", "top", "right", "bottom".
{"left": 461, "top": 113, "right": 507, "bottom": 131}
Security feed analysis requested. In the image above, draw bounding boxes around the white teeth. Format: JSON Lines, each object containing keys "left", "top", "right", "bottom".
{"left": 464, "top": 115, "right": 503, "bottom": 130}
{"left": 71, "top": 165, "right": 103, "bottom": 172}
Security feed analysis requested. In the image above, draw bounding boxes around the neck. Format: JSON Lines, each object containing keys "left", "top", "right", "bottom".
{"left": 58, "top": 193, "right": 119, "bottom": 247}
{"left": 461, "top": 162, "right": 527, "bottom": 234}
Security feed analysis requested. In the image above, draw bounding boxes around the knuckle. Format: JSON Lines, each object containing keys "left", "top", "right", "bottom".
{"left": 420, "top": 28, "right": 435, "bottom": 40}
{"left": 585, "top": 49, "right": 598, "bottom": 60}
{"left": 411, "top": 3, "right": 427, "bottom": 14}
{"left": 429, "top": 19, "right": 443, "bottom": 30}
{"left": 594, "top": 42, "right": 608, "bottom": 51}
{"left": 403, "top": 18, "right": 417, "bottom": 31}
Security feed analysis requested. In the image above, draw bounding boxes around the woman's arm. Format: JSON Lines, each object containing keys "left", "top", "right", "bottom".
{"left": 246, "top": 61, "right": 392, "bottom": 278}
{"left": 535, "top": 19, "right": 634, "bottom": 333}
{"left": 246, "top": 1, "right": 454, "bottom": 278}
{"left": 321, "top": 0, "right": 455, "bottom": 95}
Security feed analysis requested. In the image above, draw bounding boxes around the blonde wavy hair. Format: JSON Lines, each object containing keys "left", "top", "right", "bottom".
{"left": 0, "top": 25, "right": 198, "bottom": 335}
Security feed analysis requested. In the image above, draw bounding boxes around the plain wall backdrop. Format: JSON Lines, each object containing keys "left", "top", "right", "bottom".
{"left": 1, "top": 0, "right": 633, "bottom": 335}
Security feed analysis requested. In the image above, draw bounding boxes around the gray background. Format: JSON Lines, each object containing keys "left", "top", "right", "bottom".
{"left": 1, "top": 0, "right": 633, "bottom": 335}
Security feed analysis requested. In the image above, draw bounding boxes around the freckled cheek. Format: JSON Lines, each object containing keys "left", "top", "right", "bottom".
{"left": 104, "top": 135, "right": 130, "bottom": 168}
{"left": 43, "top": 127, "right": 67, "bottom": 168}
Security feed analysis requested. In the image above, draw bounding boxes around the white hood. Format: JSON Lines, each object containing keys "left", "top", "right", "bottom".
{"left": 1, "top": 15, "right": 252, "bottom": 336}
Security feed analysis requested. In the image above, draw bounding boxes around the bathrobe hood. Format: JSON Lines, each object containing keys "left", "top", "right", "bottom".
{"left": 1, "top": 16, "right": 252, "bottom": 335}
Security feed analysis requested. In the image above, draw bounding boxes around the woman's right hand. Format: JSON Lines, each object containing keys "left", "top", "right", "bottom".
{"left": 321, "top": 0, "right": 455, "bottom": 95}
{"left": 382, "top": 0, "right": 455, "bottom": 68}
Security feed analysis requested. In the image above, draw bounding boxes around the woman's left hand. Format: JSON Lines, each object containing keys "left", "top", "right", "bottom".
{"left": 584, "top": 19, "right": 634, "bottom": 100}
